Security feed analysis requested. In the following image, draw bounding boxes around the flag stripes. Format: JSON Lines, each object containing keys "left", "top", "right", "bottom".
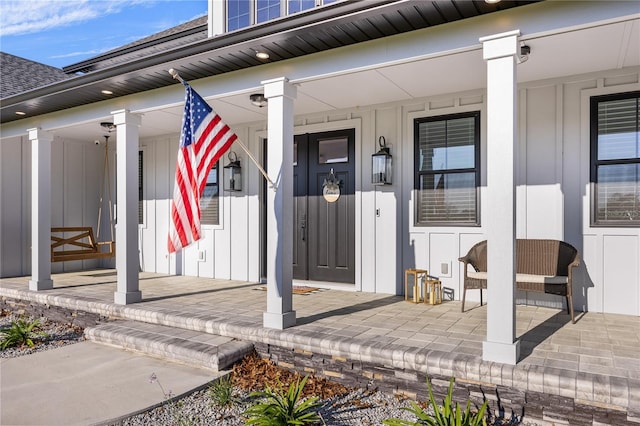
{"left": 168, "top": 83, "right": 237, "bottom": 253}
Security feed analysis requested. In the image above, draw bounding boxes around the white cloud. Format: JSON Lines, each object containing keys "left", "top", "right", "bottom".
{"left": 50, "top": 48, "right": 110, "bottom": 59}
{"left": 0, "top": 0, "right": 158, "bottom": 36}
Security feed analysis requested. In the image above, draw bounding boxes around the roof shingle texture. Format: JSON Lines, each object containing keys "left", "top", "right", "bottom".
{"left": 0, "top": 52, "right": 72, "bottom": 99}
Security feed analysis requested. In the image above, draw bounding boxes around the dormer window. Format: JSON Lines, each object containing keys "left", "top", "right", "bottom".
{"left": 226, "top": 0, "right": 338, "bottom": 31}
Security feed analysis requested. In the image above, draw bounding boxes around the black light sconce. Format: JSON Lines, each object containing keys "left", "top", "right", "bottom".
{"left": 223, "top": 151, "right": 242, "bottom": 192}
{"left": 372, "top": 136, "right": 392, "bottom": 185}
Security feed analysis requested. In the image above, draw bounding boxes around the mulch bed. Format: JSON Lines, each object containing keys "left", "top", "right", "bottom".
{"left": 231, "top": 351, "right": 350, "bottom": 400}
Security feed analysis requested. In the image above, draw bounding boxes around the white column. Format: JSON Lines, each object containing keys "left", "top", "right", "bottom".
{"left": 480, "top": 30, "right": 521, "bottom": 365}
{"left": 263, "top": 77, "right": 297, "bottom": 329}
{"left": 113, "top": 110, "right": 142, "bottom": 305}
{"left": 28, "top": 128, "right": 53, "bottom": 291}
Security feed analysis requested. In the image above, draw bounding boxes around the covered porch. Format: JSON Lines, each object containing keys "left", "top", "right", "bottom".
{"left": 1, "top": 270, "right": 638, "bottom": 422}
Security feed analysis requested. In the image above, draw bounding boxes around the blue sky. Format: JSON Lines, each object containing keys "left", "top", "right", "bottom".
{"left": 0, "top": 0, "right": 208, "bottom": 69}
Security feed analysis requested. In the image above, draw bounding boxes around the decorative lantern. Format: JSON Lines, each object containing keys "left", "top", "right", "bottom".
{"left": 223, "top": 151, "right": 242, "bottom": 192}
{"left": 372, "top": 136, "right": 392, "bottom": 185}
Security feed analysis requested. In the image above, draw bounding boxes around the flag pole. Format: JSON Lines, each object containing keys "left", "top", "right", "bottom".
{"left": 169, "top": 69, "right": 277, "bottom": 190}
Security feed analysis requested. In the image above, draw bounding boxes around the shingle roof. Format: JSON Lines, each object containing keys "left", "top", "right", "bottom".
{"left": 62, "top": 16, "right": 208, "bottom": 74}
{"left": 0, "top": 52, "right": 72, "bottom": 98}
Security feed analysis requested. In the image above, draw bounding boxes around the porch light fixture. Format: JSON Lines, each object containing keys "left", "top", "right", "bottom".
{"left": 250, "top": 93, "right": 267, "bottom": 108}
{"left": 100, "top": 122, "right": 116, "bottom": 132}
{"left": 255, "top": 51, "right": 270, "bottom": 60}
{"left": 101, "top": 89, "right": 113, "bottom": 95}
{"left": 372, "top": 136, "right": 392, "bottom": 185}
{"left": 15, "top": 111, "right": 26, "bottom": 116}
{"left": 223, "top": 151, "right": 242, "bottom": 192}
{"left": 484, "top": 0, "right": 501, "bottom": 3}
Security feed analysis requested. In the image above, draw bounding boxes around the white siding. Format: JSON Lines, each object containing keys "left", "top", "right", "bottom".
{"left": 2, "top": 65, "right": 639, "bottom": 317}
{"left": 0, "top": 137, "right": 27, "bottom": 277}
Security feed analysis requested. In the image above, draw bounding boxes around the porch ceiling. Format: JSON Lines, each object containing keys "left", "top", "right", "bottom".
{"left": 1, "top": 0, "right": 537, "bottom": 128}
{"left": 3, "top": 2, "right": 639, "bottom": 142}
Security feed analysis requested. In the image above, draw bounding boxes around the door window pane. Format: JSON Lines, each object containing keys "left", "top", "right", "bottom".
{"left": 293, "top": 141, "right": 298, "bottom": 166}
{"left": 318, "top": 137, "right": 348, "bottom": 164}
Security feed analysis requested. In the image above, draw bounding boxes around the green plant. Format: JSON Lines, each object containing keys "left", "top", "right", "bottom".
{"left": 209, "top": 375, "right": 238, "bottom": 407}
{"left": 243, "top": 375, "right": 321, "bottom": 426}
{"left": 383, "top": 377, "right": 488, "bottom": 426}
{"left": 0, "top": 318, "right": 47, "bottom": 350}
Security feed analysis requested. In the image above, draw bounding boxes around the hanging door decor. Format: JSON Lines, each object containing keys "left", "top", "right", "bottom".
{"left": 322, "top": 168, "right": 341, "bottom": 203}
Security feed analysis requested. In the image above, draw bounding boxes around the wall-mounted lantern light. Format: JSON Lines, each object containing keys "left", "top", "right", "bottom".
{"left": 372, "top": 136, "right": 392, "bottom": 185}
{"left": 223, "top": 151, "right": 242, "bottom": 192}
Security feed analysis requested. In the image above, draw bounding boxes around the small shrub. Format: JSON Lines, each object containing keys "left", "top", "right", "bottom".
{"left": 244, "top": 375, "right": 321, "bottom": 426}
{"left": 209, "top": 375, "right": 238, "bottom": 407}
{"left": 0, "top": 318, "right": 47, "bottom": 350}
{"left": 383, "top": 377, "right": 488, "bottom": 426}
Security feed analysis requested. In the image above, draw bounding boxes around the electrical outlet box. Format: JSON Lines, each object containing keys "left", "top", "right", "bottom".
{"left": 198, "top": 250, "right": 206, "bottom": 262}
{"left": 440, "top": 262, "right": 451, "bottom": 277}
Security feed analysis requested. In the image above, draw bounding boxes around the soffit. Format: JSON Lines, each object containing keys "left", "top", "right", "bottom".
{"left": 0, "top": 0, "right": 537, "bottom": 125}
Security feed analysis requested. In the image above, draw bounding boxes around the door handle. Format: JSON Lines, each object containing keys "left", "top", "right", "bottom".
{"left": 300, "top": 220, "right": 306, "bottom": 241}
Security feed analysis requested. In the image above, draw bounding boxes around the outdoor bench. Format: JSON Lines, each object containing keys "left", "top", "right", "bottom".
{"left": 458, "top": 239, "right": 580, "bottom": 323}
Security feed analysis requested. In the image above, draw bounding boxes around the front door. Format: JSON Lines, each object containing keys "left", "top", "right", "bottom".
{"left": 293, "top": 129, "right": 355, "bottom": 283}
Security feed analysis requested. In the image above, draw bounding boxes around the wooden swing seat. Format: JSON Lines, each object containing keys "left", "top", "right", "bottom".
{"left": 51, "top": 227, "right": 115, "bottom": 262}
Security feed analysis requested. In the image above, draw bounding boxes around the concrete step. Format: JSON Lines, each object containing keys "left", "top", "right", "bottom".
{"left": 85, "top": 321, "right": 254, "bottom": 371}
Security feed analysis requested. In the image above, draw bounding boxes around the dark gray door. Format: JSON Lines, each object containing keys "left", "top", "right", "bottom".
{"left": 293, "top": 129, "right": 355, "bottom": 283}
{"left": 292, "top": 134, "right": 308, "bottom": 280}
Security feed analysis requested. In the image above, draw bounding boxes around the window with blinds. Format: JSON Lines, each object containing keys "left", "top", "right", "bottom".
{"left": 591, "top": 91, "right": 640, "bottom": 225}
{"left": 200, "top": 163, "right": 219, "bottom": 225}
{"left": 414, "top": 112, "right": 480, "bottom": 225}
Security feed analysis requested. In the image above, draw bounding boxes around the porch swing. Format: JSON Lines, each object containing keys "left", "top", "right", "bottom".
{"left": 51, "top": 132, "right": 116, "bottom": 262}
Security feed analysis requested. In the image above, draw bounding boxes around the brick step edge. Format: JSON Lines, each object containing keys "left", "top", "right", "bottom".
{"left": 84, "top": 324, "right": 254, "bottom": 371}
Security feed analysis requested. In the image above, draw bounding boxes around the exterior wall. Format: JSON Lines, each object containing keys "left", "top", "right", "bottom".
{"left": 577, "top": 74, "right": 640, "bottom": 316}
{"left": 0, "top": 136, "right": 28, "bottom": 277}
{"left": 0, "top": 136, "right": 103, "bottom": 277}
{"left": 1, "top": 66, "right": 638, "bottom": 316}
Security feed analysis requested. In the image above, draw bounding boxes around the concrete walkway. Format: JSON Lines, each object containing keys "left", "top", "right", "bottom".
{"left": 0, "top": 341, "right": 221, "bottom": 426}
{"left": 1, "top": 270, "right": 639, "bottom": 423}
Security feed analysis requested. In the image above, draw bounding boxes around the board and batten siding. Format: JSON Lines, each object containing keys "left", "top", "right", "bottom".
{"left": 1, "top": 67, "right": 639, "bottom": 316}
{"left": 578, "top": 72, "right": 640, "bottom": 316}
{"left": 0, "top": 136, "right": 104, "bottom": 277}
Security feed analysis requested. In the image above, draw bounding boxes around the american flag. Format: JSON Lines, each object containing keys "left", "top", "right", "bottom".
{"left": 168, "top": 82, "right": 237, "bottom": 253}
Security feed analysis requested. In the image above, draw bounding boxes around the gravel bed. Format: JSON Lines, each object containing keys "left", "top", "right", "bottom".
{"left": 114, "top": 382, "right": 534, "bottom": 425}
{"left": 113, "top": 385, "right": 418, "bottom": 426}
{"left": 0, "top": 311, "right": 85, "bottom": 358}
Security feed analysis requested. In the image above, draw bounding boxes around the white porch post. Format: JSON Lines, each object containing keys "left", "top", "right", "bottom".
{"left": 263, "top": 77, "right": 297, "bottom": 329}
{"left": 480, "top": 30, "right": 521, "bottom": 365}
{"left": 28, "top": 128, "right": 53, "bottom": 291}
{"left": 113, "top": 109, "right": 142, "bottom": 305}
